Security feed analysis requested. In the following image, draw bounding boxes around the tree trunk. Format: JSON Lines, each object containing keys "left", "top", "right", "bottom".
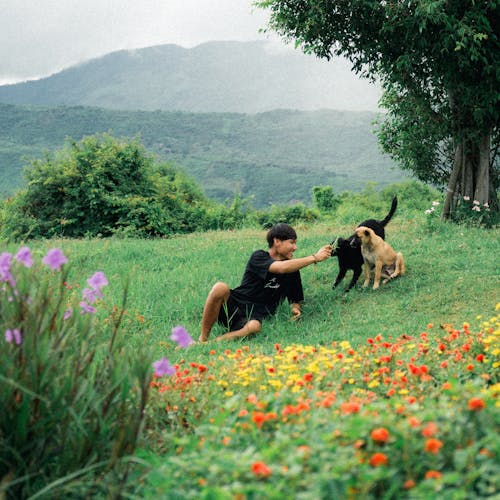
{"left": 442, "top": 131, "right": 497, "bottom": 219}
{"left": 474, "top": 134, "right": 490, "bottom": 204}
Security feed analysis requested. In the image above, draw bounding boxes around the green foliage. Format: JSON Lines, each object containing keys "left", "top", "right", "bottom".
{"left": 312, "top": 185, "right": 341, "bottom": 213}
{"left": 0, "top": 103, "right": 407, "bottom": 207}
{"left": 256, "top": 0, "right": 500, "bottom": 210}
{"left": 0, "top": 247, "right": 151, "bottom": 497}
{"left": 450, "top": 195, "right": 499, "bottom": 229}
{"left": 0, "top": 133, "right": 215, "bottom": 240}
{"left": 255, "top": 203, "right": 319, "bottom": 229}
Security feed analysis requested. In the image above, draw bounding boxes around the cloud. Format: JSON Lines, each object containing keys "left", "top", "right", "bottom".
{"left": 0, "top": 0, "right": 272, "bottom": 83}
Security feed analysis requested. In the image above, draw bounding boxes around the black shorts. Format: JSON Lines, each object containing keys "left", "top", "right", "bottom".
{"left": 217, "top": 294, "right": 263, "bottom": 332}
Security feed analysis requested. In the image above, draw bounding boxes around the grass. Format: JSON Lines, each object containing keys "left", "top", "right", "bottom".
{"left": 2, "top": 210, "right": 499, "bottom": 498}
{"left": 26, "top": 213, "right": 498, "bottom": 354}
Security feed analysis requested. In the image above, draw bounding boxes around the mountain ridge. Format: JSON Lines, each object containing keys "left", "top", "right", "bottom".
{"left": 0, "top": 41, "right": 381, "bottom": 113}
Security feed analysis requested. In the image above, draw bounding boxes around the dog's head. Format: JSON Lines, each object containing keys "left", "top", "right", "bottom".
{"left": 332, "top": 236, "right": 356, "bottom": 256}
{"left": 352, "top": 226, "right": 374, "bottom": 246}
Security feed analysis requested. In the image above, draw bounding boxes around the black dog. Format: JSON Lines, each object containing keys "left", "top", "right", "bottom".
{"left": 331, "top": 196, "right": 398, "bottom": 291}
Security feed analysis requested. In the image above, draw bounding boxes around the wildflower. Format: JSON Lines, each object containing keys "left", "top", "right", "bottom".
{"left": 15, "top": 247, "right": 33, "bottom": 268}
{"left": 432, "top": 201, "right": 440, "bottom": 206}
{"left": 371, "top": 427, "right": 390, "bottom": 443}
{"left": 79, "top": 301, "right": 96, "bottom": 315}
{"left": 425, "top": 438, "right": 444, "bottom": 454}
{"left": 340, "top": 401, "right": 361, "bottom": 414}
{"left": 42, "top": 248, "right": 68, "bottom": 270}
{"left": 425, "top": 470, "right": 442, "bottom": 480}
{"left": 251, "top": 461, "right": 272, "bottom": 477}
{"left": 87, "top": 271, "right": 108, "bottom": 291}
{"left": 82, "top": 287, "right": 99, "bottom": 304}
{"left": 463, "top": 195, "right": 470, "bottom": 201}
{"left": 63, "top": 307, "right": 73, "bottom": 320}
{"left": 421, "top": 422, "right": 439, "bottom": 437}
{"left": 468, "top": 398, "right": 486, "bottom": 411}
{"left": 5, "top": 328, "right": 22, "bottom": 345}
{"left": 369, "top": 452, "right": 388, "bottom": 467}
{"left": 0, "top": 252, "right": 15, "bottom": 287}
{"left": 171, "top": 325, "right": 194, "bottom": 348}
{"left": 153, "top": 357, "right": 176, "bottom": 377}
{"left": 404, "top": 479, "right": 416, "bottom": 490}
{"left": 472, "top": 205, "right": 481, "bottom": 212}
{"left": 473, "top": 200, "right": 480, "bottom": 205}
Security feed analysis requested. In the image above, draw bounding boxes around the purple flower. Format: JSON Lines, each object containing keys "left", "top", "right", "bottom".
{"left": 79, "top": 301, "right": 96, "bottom": 315}
{"left": 42, "top": 248, "right": 68, "bottom": 271}
{"left": 87, "top": 271, "right": 108, "bottom": 291}
{"left": 0, "top": 253, "right": 16, "bottom": 288}
{"left": 171, "top": 325, "right": 194, "bottom": 348}
{"left": 153, "top": 357, "right": 176, "bottom": 377}
{"left": 15, "top": 247, "right": 33, "bottom": 268}
{"left": 63, "top": 307, "right": 73, "bottom": 320}
{"left": 5, "top": 328, "right": 22, "bottom": 345}
{"left": 82, "top": 287, "right": 99, "bottom": 304}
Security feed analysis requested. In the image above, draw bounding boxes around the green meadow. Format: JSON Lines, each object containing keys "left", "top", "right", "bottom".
{"left": 1, "top": 206, "right": 499, "bottom": 498}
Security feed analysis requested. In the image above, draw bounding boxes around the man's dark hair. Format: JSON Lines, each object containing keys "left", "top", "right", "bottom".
{"left": 266, "top": 223, "right": 297, "bottom": 247}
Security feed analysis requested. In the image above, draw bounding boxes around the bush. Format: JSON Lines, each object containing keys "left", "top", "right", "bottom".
{"left": 0, "top": 246, "right": 151, "bottom": 497}
{"left": 256, "top": 203, "right": 319, "bottom": 229}
{"left": 0, "top": 133, "right": 213, "bottom": 240}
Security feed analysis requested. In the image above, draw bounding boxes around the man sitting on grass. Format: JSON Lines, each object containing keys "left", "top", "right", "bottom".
{"left": 199, "top": 223, "right": 332, "bottom": 342}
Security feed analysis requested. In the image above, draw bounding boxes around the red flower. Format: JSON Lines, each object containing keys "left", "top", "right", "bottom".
{"left": 425, "top": 438, "right": 444, "bottom": 454}
{"left": 425, "top": 470, "right": 442, "bottom": 480}
{"left": 371, "top": 427, "right": 390, "bottom": 443}
{"left": 340, "top": 401, "right": 361, "bottom": 414}
{"left": 252, "top": 461, "right": 272, "bottom": 477}
{"left": 468, "top": 398, "right": 486, "bottom": 411}
{"left": 421, "top": 421, "right": 438, "bottom": 437}
{"left": 369, "top": 452, "right": 388, "bottom": 467}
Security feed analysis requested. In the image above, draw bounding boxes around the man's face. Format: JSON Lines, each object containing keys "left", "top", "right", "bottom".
{"left": 274, "top": 238, "right": 297, "bottom": 260}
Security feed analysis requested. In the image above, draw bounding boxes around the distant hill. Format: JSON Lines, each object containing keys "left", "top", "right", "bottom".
{"left": 0, "top": 103, "right": 408, "bottom": 207}
{"left": 0, "top": 41, "right": 381, "bottom": 113}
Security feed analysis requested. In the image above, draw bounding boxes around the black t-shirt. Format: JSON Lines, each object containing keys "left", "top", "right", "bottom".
{"left": 230, "top": 249, "right": 304, "bottom": 320}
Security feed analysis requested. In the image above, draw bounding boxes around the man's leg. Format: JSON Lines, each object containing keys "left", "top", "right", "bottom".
{"left": 200, "top": 282, "right": 230, "bottom": 342}
{"left": 216, "top": 319, "right": 262, "bottom": 342}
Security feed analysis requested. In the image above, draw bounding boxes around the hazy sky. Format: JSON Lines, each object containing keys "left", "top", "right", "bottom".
{"left": 1, "top": 0, "right": 277, "bottom": 84}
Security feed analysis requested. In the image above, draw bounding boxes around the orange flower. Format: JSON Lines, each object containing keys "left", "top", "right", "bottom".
{"left": 252, "top": 461, "right": 272, "bottom": 477}
{"left": 252, "top": 412, "right": 267, "bottom": 428}
{"left": 371, "top": 427, "right": 390, "bottom": 443}
{"left": 340, "top": 401, "right": 361, "bottom": 414}
{"left": 468, "top": 398, "right": 486, "bottom": 411}
{"left": 369, "top": 452, "right": 388, "bottom": 467}
{"left": 403, "top": 479, "right": 416, "bottom": 489}
{"left": 421, "top": 421, "right": 439, "bottom": 437}
{"left": 425, "top": 438, "right": 444, "bottom": 454}
{"left": 425, "top": 470, "right": 442, "bottom": 480}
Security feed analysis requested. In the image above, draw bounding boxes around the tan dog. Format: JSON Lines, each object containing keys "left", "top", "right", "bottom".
{"left": 352, "top": 226, "right": 405, "bottom": 290}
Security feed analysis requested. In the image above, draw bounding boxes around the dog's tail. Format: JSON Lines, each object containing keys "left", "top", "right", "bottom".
{"left": 380, "top": 196, "right": 398, "bottom": 227}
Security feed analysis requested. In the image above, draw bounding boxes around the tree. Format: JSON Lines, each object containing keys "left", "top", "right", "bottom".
{"left": 256, "top": 0, "right": 499, "bottom": 218}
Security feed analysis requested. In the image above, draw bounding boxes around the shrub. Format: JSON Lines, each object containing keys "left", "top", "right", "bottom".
{"left": 0, "top": 133, "right": 213, "bottom": 240}
{"left": 256, "top": 203, "right": 319, "bottom": 229}
{"left": 0, "top": 246, "right": 151, "bottom": 497}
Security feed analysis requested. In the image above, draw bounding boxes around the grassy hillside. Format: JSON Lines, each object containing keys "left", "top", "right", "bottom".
{"left": 0, "top": 103, "right": 408, "bottom": 206}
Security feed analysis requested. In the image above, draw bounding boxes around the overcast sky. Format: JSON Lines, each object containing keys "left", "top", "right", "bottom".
{"left": 1, "top": 0, "right": 278, "bottom": 84}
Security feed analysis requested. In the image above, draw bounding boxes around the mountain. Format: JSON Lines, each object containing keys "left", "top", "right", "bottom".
{"left": 0, "top": 41, "right": 381, "bottom": 113}
{"left": 0, "top": 103, "right": 407, "bottom": 207}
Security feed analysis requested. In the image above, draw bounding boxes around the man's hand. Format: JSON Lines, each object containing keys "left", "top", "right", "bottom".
{"left": 313, "top": 244, "right": 333, "bottom": 263}
{"left": 290, "top": 303, "right": 302, "bottom": 321}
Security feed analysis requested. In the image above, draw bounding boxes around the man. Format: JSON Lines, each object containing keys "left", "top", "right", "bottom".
{"left": 199, "top": 223, "right": 332, "bottom": 342}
